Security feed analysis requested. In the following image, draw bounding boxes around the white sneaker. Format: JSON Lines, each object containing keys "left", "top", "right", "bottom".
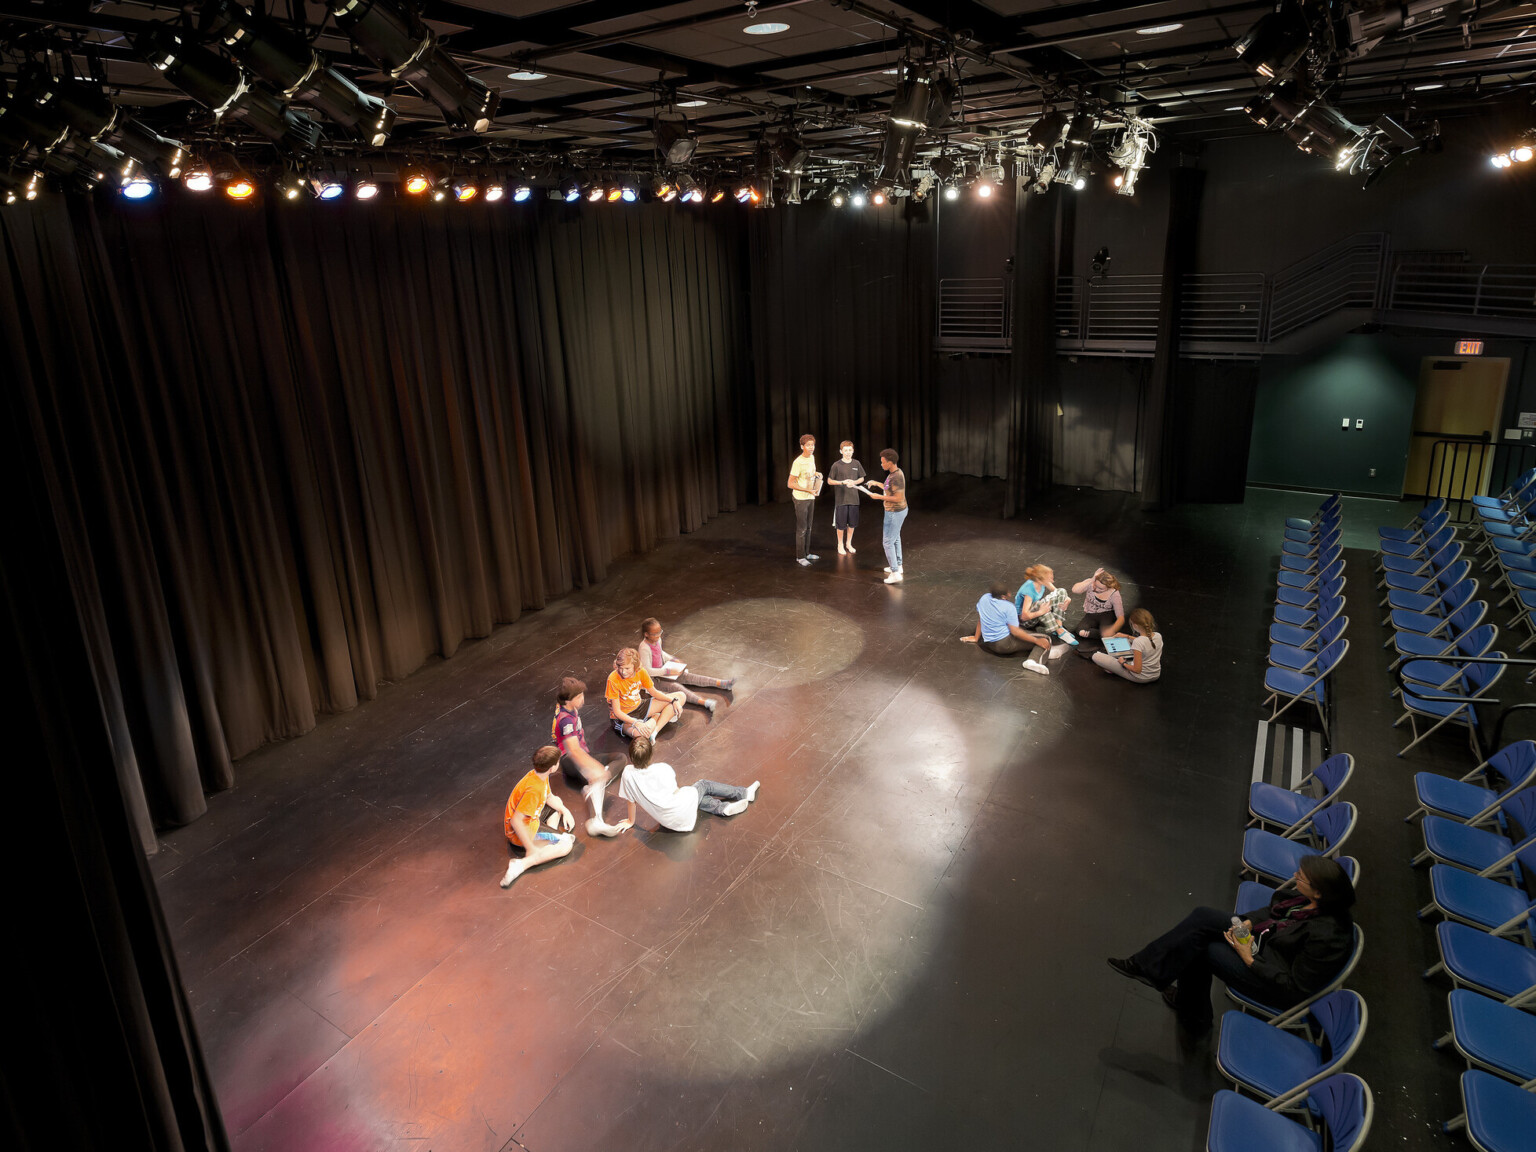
{"left": 883, "top": 566, "right": 893, "bottom": 573}
{"left": 884, "top": 571, "right": 903, "bottom": 584}
{"left": 806, "top": 553, "right": 820, "bottom": 560}
{"left": 796, "top": 557, "right": 811, "bottom": 567}
{"left": 1022, "top": 658, "right": 1050, "bottom": 676}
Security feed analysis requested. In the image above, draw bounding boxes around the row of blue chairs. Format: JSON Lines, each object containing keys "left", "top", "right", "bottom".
{"left": 1375, "top": 500, "right": 1508, "bottom": 759}
{"left": 1206, "top": 495, "right": 1376, "bottom": 1149}
{"left": 1203, "top": 733, "right": 1371, "bottom": 1147}
{"left": 1409, "top": 738, "right": 1536, "bottom": 1145}
{"left": 1465, "top": 474, "right": 1536, "bottom": 675}
{"left": 1266, "top": 494, "right": 1350, "bottom": 743}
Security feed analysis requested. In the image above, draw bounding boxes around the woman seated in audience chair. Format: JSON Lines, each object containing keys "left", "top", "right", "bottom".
{"left": 1106, "top": 854, "right": 1356, "bottom": 1032}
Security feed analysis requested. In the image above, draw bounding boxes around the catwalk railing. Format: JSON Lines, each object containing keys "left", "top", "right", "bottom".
{"left": 940, "top": 233, "right": 1536, "bottom": 355}
{"left": 1420, "top": 437, "right": 1536, "bottom": 522}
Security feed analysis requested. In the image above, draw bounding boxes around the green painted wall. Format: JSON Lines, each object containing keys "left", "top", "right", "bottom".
{"left": 1247, "top": 335, "right": 1419, "bottom": 496}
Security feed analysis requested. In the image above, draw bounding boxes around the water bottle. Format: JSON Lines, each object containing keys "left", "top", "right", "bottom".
{"left": 1230, "top": 916, "right": 1253, "bottom": 948}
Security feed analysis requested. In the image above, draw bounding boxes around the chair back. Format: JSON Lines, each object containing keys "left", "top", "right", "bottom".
{"left": 1307, "top": 1074, "right": 1374, "bottom": 1152}
{"left": 1488, "top": 740, "right": 1536, "bottom": 797}
{"left": 1312, "top": 990, "right": 1368, "bottom": 1072}
{"left": 1440, "top": 579, "right": 1479, "bottom": 614}
{"left": 1419, "top": 497, "right": 1448, "bottom": 521}
{"left": 1315, "top": 617, "right": 1349, "bottom": 648}
{"left": 1498, "top": 789, "right": 1536, "bottom": 843}
{"left": 1314, "top": 754, "right": 1354, "bottom": 799}
{"left": 1316, "top": 558, "right": 1345, "bottom": 586}
{"left": 1314, "top": 802, "right": 1357, "bottom": 855}
{"left": 1507, "top": 469, "right": 1536, "bottom": 500}
{"left": 1317, "top": 577, "right": 1347, "bottom": 604}
{"left": 1314, "top": 638, "right": 1349, "bottom": 678}
{"left": 1336, "top": 855, "right": 1360, "bottom": 887}
{"left": 1421, "top": 509, "right": 1452, "bottom": 534}
{"left": 1420, "top": 540, "right": 1464, "bottom": 575}
{"left": 1462, "top": 659, "right": 1506, "bottom": 699}
{"left": 1311, "top": 596, "right": 1346, "bottom": 631}
{"left": 1454, "top": 625, "right": 1498, "bottom": 661}
{"left": 1422, "top": 525, "right": 1455, "bottom": 554}
{"left": 1443, "top": 601, "right": 1488, "bottom": 638}
{"left": 1433, "top": 560, "right": 1473, "bottom": 592}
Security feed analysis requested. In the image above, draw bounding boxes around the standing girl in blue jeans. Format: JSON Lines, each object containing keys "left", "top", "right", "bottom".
{"left": 867, "top": 448, "right": 908, "bottom": 584}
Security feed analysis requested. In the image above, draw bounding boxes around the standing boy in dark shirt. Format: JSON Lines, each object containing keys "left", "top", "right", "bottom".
{"left": 827, "top": 440, "right": 866, "bottom": 555}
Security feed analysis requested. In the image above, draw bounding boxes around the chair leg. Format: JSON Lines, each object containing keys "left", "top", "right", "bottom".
{"left": 1442, "top": 1113, "right": 1468, "bottom": 1133}
{"left": 1432, "top": 1029, "right": 1453, "bottom": 1049}
{"left": 1423, "top": 960, "right": 1446, "bottom": 978}
{"left": 1404, "top": 805, "right": 1427, "bottom": 824}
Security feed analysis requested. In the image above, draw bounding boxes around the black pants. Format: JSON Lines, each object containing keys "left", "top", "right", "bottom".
{"left": 1076, "top": 610, "right": 1118, "bottom": 649}
{"left": 794, "top": 499, "right": 815, "bottom": 559}
{"left": 1129, "top": 906, "right": 1290, "bottom": 1024}
{"left": 979, "top": 633, "right": 1033, "bottom": 656}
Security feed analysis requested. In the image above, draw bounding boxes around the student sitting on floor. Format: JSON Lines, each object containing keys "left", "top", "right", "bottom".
{"left": 1015, "top": 564, "right": 1077, "bottom": 659}
{"left": 635, "top": 617, "right": 736, "bottom": 715}
{"left": 1068, "top": 567, "right": 1127, "bottom": 655}
{"left": 961, "top": 581, "right": 1052, "bottom": 670}
{"left": 552, "top": 677, "right": 632, "bottom": 838}
{"left": 500, "top": 745, "right": 576, "bottom": 888}
{"left": 1091, "top": 607, "right": 1163, "bottom": 684}
{"left": 606, "top": 647, "right": 686, "bottom": 740}
{"left": 618, "top": 735, "right": 759, "bottom": 832}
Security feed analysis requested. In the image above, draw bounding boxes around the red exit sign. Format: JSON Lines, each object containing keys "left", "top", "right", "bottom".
{"left": 1456, "top": 340, "right": 1485, "bottom": 355}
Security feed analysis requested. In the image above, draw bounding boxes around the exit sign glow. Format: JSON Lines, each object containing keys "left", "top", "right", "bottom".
{"left": 1456, "top": 340, "right": 1485, "bottom": 355}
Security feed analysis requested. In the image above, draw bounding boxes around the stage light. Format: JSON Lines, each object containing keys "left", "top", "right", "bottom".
{"left": 685, "top": 189, "right": 703, "bottom": 203}
{"left": 453, "top": 180, "right": 478, "bottom": 202}
{"left": 484, "top": 183, "right": 505, "bottom": 202}
{"left": 276, "top": 169, "right": 307, "bottom": 199}
{"left": 404, "top": 171, "right": 431, "bottom": 195}
{"left": 734, "top": 182, "right": 753, "bottom": 203}
{"left": 138, "top": 27, "right": 321, "bottom": 153}
{"left": 1235, "top": 2, "right": 1311, "bottom": 81}
{"left": 316, "top": 180, "right": 346, "bottom": 200}
{"left": 650, "top": 176, "right": 678, "bottom": 202}
{"left": 620, "top": 178, "right": 639, "bottom": 202}
{"left": 1027, "top": 110, "right": 1070, "bottom": 150}
{"left": 21, "top": 75, "right": 187, "bottom": 178}
{"left": 871, "top": 188, "right": 887, "bottom": 205}
{"left": 851, "top": 190, "right": 867, "bottom": 207}
{"left": 1073, "top": 176, "right": 1086, "bottom": 190}
{"left": 1515, "top": 145, "right": 1534, "bottom": 163}
{"left": 1107, "top": 120, "right": 1156, "bottom": 196}
{"left": 203, "top": 1, "right": 397, "bottom": 146}
{"left": 655, "top": 118, "right": 698, "bottom": 166}
{"left": 1491, "top": 153, "right": 1513, "bottom": 168}
{"left": 943, "top": 184, "right": 959, "bottom": 201}
{"left": 773, "top": 127, "right": 809, "bottom": 173}
{"left": 830, "top": 185, "right": 846, "bottom": 207}
{"left": 184, "top": 164, "right": 214, "bottom": 192}
{"left": 121, "top": 177, "right": 155, "bottom": 200}
{"left": 710, "top": 185, "right": 727, "bottom": 203}
{"left": 557, "top": 172, "right": 581, "bottom": 201}
{"left": 355, "top": 180, "right": 379, "bottom": 199}
{"left": 331, "top": 0, "right": 500, "bottom": 133}
{"left": 588, "top": 184, "right": 607, "bottom": 202}
{"left": 976, "top": 182, "right": 992, "bottom": 198}
{"left": 225, "top": 176, "right": 256, "bottom": 200}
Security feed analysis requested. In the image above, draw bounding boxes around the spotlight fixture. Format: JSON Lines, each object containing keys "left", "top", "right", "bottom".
{"left": 620, "top": 178, "right": 639, "bottom": 202}
{"left": 675, "top": 172, "right": 700, "bottom": 198}
{"left": 20, "top": 74, "right": 187, "bottom": 178}
{"left": 452, "top": 179, "right": 478, "bottom": 202}
{"left": 512, "top": 184, "right": 532, "bottom": 202}
{"left": 121, "top": 177, "right": 155, "bottom": 200}
{"left": 276, "top": 169, "right": 307, "bottom": 199}
{"left": 655, "top": 117, "right": 698, "bottom": 166}
{"left": 1027, "top": 110, "right": 1070, "bottom": 151}
{"left": 137, "top": 27, "right": 321, "bottom": 153}
{"left": 203, "top": 1, "right": 397, "bottom": 146}
{"left": 591, "top": 184, "right": 609, "bottom": 203}
{"left": 1091, "top": 247, "right": 1112, "bottom": 277}
{"left": 734, "top": 181, "right": 754, "bottom": 203}
{"left": 976, "top": 182, "right": 993, "bottom": 198}
{"left": 403, "top": 169, "right": 431, "bottom": 195}
{"left": 1490, "top": 131, "right": 1536, "bottom": 169}
{"left": 877, "top": 61, "right": 954, "bottom": 185}
{"left": 773, "top": 126, "right": 808, "bottom": 173}
{"left": 184, "top": 164, "right": 214, "bottom": 192}
{"left": 605, "top": 184, "right": 623, "bottom": 203}
{"left": 225, "top": 174, "right": 257, "bottom": 200}
{"left": 943, "top": 184, "right": 959, "bottom": 200}
{"left": 355, "top": 180, "right": 379, "bottom": 199}
{"left": 1234, "top": 2, "right": 1312, "bottom": 81}
{"left": 830, "top": 185, "right": 847, "bottom": 207}
{"left": 1106, "top": 119, "right": 1156, "bottom": 196}
{"left": 558, "top": 172, "right": 581, "bottom": 201}
{"left": 330, "top": 0, "right": 500, "bottom": 132}
{"left": 314, "top": 178, "right": 346, "bottom": 200}
{"left": 684, "top": 188, "right": 704, "bottom": 203}
{"left": 484, "top": 183, "right": 505, "bottom": 202}
{"left": 649, "top": 175, "right": 678, "bottom": 202}
{"left": 710, "top": 184, "right": 727, "bottom": 204}
{"left": 871, "top": 188, "right": 887, "bottom": 205}
{"left": 851, "top": 186, "right": 868, "bottom": 207}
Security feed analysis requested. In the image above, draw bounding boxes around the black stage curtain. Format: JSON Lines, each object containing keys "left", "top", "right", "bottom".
{"left": 746, "top": 203, "right": 938, "bottom": 501}
{"left": 1140, "top": 166, "right": 1206, "bottom": 509}
{"left": 0, "top": 334, "right": 228, "bottom": 1150}
{"left": 1004, "top": 185, "right": 1062, "bottom": 516}
{"left": 0, "top": 197, "right": 747, "bottom": 840}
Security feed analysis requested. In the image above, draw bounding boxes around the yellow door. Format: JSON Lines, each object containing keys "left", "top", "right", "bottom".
{"left": 1402, "top": 357, "right": 1509, "bottom": 499}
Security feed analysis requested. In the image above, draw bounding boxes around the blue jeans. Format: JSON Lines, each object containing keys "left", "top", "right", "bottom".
{"left": 883, "top": 507, "right": 908, "bottom": 571}
{"left": 692, "top": 779, "right": 747, "bottom": 815}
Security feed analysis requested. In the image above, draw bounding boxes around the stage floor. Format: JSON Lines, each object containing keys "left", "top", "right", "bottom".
{"left": 153, "top": 482, "right": 1466, "bottom": 1151}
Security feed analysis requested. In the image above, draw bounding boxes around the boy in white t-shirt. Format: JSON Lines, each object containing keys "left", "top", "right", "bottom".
{"left": 618, "top": 735, "right": 760, "bottom": 832}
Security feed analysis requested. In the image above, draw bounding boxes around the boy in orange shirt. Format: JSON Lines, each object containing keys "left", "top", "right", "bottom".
{"left": 500, "top": 745, "right": 575, "bottom": 888}
{"left": 605, "top": 647, "right": 685, "bottom": 740}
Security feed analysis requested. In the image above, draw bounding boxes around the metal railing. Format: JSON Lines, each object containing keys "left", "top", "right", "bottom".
{"left": 1419, "top": 437, "right": 1536, "bottom": 521}
{"left": 961, "top": 233, "right": 1536, "bottom": 354}
{"left": 937, "top": 277, "right": 1011, "bottom": 349}
{"left": 1389, "top": 259, "right": 1536, "bottom": 320}
{"left": 1265, "top": 233, "right": 1388, "bottom": 340}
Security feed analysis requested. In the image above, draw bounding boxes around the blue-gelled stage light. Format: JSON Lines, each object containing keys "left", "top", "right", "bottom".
{"left": 122, "top": 177, "right": 155, "bottom": 199}
{"left": 316, "top": 181, "right": 345, "bottom": 199}
{"left": 513, "top": 184, "right": 532, "bottom": 202}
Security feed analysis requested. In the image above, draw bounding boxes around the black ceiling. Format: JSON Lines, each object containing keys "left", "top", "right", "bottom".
{"left": 2, "top": 0, "right": 1535, "bottom": 179}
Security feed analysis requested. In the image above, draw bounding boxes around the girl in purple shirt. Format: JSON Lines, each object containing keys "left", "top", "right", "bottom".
{"left": 636, "top": 617, "right": 736, "bottom": 715}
